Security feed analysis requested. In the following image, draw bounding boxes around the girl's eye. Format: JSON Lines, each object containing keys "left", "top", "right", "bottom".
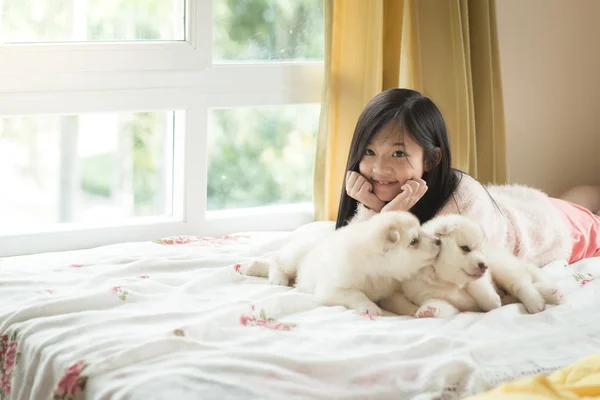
{"left": 364, "top": 149, "right": 375, "bottom": 156}
{"left": 392, "top": 151, "right": 406, "bottom": 158}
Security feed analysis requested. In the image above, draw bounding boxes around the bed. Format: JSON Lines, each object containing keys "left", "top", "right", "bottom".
{"left": 1, "top": 221, "right": 600, "bottom": 400}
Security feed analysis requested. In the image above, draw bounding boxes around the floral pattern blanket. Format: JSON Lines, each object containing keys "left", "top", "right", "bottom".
{"left": 1, "top": 221, "right": 600, "bottom": 400}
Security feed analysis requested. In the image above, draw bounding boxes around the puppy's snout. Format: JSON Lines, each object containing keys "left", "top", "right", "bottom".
{"left": 478, "top": 262, "right": 488, "bottom": 272}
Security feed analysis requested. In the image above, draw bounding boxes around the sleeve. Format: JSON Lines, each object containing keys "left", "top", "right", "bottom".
{"left": 348, "top": 203, "right": 377, "bottom": 224}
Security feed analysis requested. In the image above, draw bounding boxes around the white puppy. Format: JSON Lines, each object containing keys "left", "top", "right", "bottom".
{"left": 240, "top": 211, "right": 441, "bottom": 315}
{"left": 386, "top": 214, "right": 562, "bottom": 318}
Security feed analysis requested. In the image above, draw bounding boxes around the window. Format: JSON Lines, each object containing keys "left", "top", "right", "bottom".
{"left": 2, "top": 0, "right": 186, "bottom": 43}
{"left": 207, "top": 104, "right": 319, "bottom": 211}
{"left": 0, "top": 111, "right": 182, "bottom": 235}
{"left": 213, "top": 0, "right": 324, "bottom": 62}
{"left": 0, "top": 0, "right": 324, "bottom": 257}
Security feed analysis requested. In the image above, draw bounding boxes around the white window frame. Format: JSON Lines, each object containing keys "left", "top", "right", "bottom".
{"left": 0, "top": 0, "right": 208, "bottom": 73}
{"left": 0, "top": 0, "right": 323, "bottom": 257}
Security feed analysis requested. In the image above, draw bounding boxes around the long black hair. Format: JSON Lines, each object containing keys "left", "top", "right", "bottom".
{"left": 335, "top": 88, "right": 462, "bottom": 228}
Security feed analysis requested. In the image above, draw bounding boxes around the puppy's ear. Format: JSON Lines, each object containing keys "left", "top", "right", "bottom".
{"left": 434, "top": 222, "right": 458, "bottom": 237}
{"left": 382, "top": 225, "right": 403, "bottom": 250}
{"left": 387, "top": 228, "right": 401, "bottom": 244}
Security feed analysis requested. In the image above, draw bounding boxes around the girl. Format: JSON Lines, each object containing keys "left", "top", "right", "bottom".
{"left": 337, "top": 88, "right": 600, "bottom": 267}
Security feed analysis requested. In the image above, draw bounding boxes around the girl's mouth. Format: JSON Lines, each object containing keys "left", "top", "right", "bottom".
{"left": 373, "top": 180, "right": 398, "bottom": 186}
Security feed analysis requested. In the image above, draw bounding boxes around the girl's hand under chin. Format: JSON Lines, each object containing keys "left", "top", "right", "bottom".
{"left": 381, "top": 178, "right": 428, "bottom": 213}
{"left": 346, "top": 171, "right": 385, "bottom": 212}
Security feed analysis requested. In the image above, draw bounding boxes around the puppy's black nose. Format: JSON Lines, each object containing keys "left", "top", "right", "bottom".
{"left": 434, "top": 238, "right": 441, "bottom": 246}
{"left": 478, "top": 262, "right": 487, "bottom": 271}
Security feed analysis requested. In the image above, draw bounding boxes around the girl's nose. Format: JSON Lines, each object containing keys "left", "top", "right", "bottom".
{"left": 373, "top": 158, "right": 392, "bottom": 174}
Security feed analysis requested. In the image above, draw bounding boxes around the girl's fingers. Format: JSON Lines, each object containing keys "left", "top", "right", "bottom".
{"left": 357, "top": 179, "right": 372, "bottom": 195}
{"left": 346, "top": 171, "right": 359, "bottom": 189}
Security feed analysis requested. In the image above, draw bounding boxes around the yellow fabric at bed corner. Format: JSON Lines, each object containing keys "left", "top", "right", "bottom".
{"left": 466, "top": 353, "right": 600, "bottom": 400}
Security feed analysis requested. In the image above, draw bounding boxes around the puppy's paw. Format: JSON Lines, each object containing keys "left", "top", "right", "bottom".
{"left": 515, "top": 282, "right": 548, "bottom": 314}
{"left": 549, "top": 289, "right": 564, "bottom": 305}
{"left": 354, "top": 302, "right": 384, "bottom": 316}
{"left": 479, "top": 292, "right": 502, "bottom": 312}
{"left": 360, "top": 312, "right": 379, "bottom": 320}
{"left": 535, "top": 282, "right": 563, "bottom": 305}
{"left": 238, "top": 259, "right": 270, "bottom": 277}
{"left": 267, "top": 268, "right": 290, "bottom": 286}
{"left": 522, "top": 294, "right": 546, "bottom": 314}
{"left": 415, "top": 299, "right": 459, "bottom": 318}
{"left": 415, "top": 305, "right": 439, "bottom": 318}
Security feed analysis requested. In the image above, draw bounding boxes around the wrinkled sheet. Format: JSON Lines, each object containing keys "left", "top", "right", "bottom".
{"left": 1, "top": 221, "right": 600, "bottom": 400}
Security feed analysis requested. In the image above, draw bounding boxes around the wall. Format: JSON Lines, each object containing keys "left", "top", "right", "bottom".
{"left": 496, "top": 0, "right": 600, "bottom": 197}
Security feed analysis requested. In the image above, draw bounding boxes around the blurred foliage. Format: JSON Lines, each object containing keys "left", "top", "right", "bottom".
{"left": 125, "top": 112, "right": 165, "bottom": 216}
{"left": 213, "top": 0, "right": 324, "bottom": 61}
{"left": 207, "top": 106, "right": 319, "bottom": 210}
{"left": 80, "top": 153, "right": 115, "bottom": 198}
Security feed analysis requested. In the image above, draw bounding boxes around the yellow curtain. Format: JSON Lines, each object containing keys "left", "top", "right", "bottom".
{"left": 314, "top": 0, "right": 507, "bottom": 221}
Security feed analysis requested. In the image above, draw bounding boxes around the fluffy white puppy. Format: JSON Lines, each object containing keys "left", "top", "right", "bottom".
{"left": 240, "top": 211, "right": 441, "bottom": 315}
{"left": 386, "top": 214, "right": 562, "bottom": 318}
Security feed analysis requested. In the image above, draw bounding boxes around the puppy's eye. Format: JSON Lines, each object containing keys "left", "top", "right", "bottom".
{"left": 410, "top": 238, "right": 419, "bottom": 246}
{"left": 460, "top": 245, "right": 471, "bottom": 253}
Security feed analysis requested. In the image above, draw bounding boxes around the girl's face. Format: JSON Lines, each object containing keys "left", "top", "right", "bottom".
{"left": 358, "top": 122, "right": 426, "bottom": 202}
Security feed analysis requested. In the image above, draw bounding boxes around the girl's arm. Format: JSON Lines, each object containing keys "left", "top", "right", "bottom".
{"left": 344, "top": 171, "right": 383, "bottom": 224}
{"left": 346, "top": 177, "right": 428, "bottom": 225}
{"left": 346, "top": 174, "right": 506, "bottom": 246}
{"left": 346, "top": 171, "right": 384, "bottom": 212}
{"left": 348, "top": 202, "right": 378, "bottom": 224}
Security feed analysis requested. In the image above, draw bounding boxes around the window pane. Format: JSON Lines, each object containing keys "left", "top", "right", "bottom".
{"left": 213, "top": 0, "right": 324, "bottom": 62}
{"left": 0, "top": 111, "right": 177, "bottom": 235}
{"left": 2, "top": 0, "right": 185, "bottom": 43}
{"left": 207, "top": 105, "right": 319, "bottom": 211}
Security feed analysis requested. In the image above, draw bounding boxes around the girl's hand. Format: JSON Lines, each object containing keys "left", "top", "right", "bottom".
{"left": 381, "top": 178, "right": 428, "bottom": 213}
{"left": 346, "top": 171, "right": 385, "bottom": 212}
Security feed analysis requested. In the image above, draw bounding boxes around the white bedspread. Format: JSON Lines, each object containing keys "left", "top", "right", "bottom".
{"left": 1, "top": 221, "right": 600, "bottom": 400}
